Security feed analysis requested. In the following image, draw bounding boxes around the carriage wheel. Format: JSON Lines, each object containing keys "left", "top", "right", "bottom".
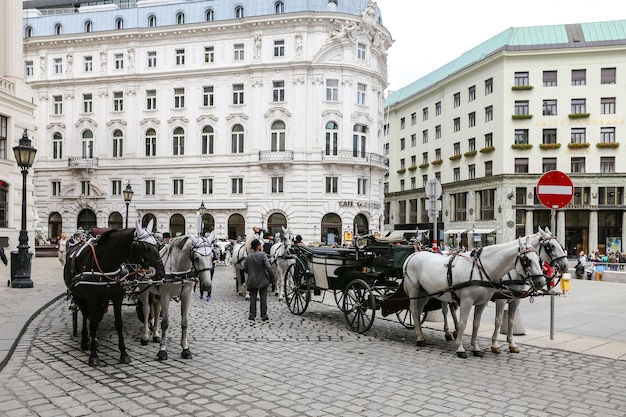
{"left": 395, "top": 309, "right": 427, "bottom": 329}
{"left": 342, "top": 279, "right": 375, "bottom": 334}
{"left": 333, "top": 289, "right": 345, "bottom": 309}
{"left": 284, "top": 262, "right": 310, "bottom": 315}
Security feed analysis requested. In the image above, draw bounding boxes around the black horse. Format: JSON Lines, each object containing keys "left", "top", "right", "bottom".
{"left": 64, "top": 220, "right": 165, "bottom": 367}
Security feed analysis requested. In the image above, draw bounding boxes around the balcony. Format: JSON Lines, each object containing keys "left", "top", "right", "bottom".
{"left": 68, "top": 157, "right": 99, "bottom": 168}
{"left": 258, "top": 150, "right": 294, "bottom": 167}
{"left": 321, "top": 150, "right": 388, "bottom": 169}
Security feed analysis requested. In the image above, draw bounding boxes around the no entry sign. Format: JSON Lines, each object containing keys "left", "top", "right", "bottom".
{"left": 537, "top": 170, "right": 574, "bottom": 209}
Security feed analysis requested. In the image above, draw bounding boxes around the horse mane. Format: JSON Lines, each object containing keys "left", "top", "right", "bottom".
{"left": 95, "top": 228, "right": 128, "bottom": 246}
{"left": 169, "top": 235, "right": 190, "bottom": 251}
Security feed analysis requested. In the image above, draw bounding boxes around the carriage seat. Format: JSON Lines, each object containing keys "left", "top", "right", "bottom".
{"left": 89, "top": 227, "right": 111, "bottom": 237}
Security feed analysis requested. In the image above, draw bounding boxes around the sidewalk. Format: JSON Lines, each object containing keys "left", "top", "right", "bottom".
{"left": 1, "top": 256, "right": 626, "bottom": 372}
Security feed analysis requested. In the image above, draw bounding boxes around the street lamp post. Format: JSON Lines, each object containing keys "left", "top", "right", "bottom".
{"left": 12, "top": 129, "right": 37, "bottom": 288}
{"left": 199, "top": 201, "right": 206, "bottom": 235}
{"left": 123, "top": 181, "right": 134, "bottom": 229}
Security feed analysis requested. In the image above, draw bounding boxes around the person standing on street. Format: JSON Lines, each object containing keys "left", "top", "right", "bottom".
{"left": 245, "top": 238, "right": 276, "bottom": 321}
{"left": 57, "top": 233, "right": 67, "bottom": 267}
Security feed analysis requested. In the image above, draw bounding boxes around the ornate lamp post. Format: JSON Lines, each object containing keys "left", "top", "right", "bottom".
{"left": 199, "top": 201, "right": 206, "bottom": 235}
{"left": 123, "top": 181, "right": 134, "bottom": 228}
{"left": 12, "top": 129, "right": 37, "bottom": 288}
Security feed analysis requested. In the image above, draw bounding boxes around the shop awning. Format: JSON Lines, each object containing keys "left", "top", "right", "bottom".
{"left": 472, "top": 229, "right": 495, "bottom": 234}
{"left": 444, "top": 229, "right": 467, "bottom": 234}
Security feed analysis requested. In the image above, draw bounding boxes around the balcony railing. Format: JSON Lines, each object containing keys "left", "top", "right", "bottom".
{"left": 321, "top": 150, "right": 389, "bottom": 168}
{"left": 68, "top": 157, "right": 99, "bottom": 167}
{"left": 258, "top": 150, "right": 294, "bottom": 164}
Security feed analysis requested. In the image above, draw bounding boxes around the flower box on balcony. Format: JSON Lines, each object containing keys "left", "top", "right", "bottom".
{"left": 511, "top": 85, "right": 534, "bottom": 91}
{"left": 397, "top": 168, "right": 406, "bottom": 174}
{"left": 431, "top": 159, "right": 443, "bottom": 165}
{"left": 449, "top": 154, "right": 462, "bottom": 161}
{"left": 511, "top": 143, "right": 533, "bottom": 150}
{"left": 568, "top": 113, "right": 591, "bottom": 119}
{"left": 464, "top": 150, "right": 477, "bottom": 157}
{"left": 418, "top": 163, "right": 429, "bottom": 169}
{"left": 596, "top": 142, "right": 620, "bottom": 149}
{"left": 511, "top": 114, "right": 533, "bottom": 120}
{"left": 408, "top": 165, "right": 417, "bottom": 171}
{"left": 567, "top": 142, "right": 590, "bottom": 149}
{"left": 479, "top": 146, "right": 495, "bottom": 153}
{"left": 539, "top": 143, "right": 561, "bottom": 150}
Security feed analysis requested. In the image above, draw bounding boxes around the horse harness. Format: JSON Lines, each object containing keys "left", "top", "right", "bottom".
{"left": 157, "top": 240, "right": 215, "bottom": 299}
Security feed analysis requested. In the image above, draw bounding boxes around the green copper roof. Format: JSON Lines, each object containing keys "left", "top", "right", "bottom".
{"left": 385, "top": 19, "right": 626, "bottom": 107}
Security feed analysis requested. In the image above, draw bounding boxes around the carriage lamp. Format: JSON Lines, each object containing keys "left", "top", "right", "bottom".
{"left": 199, "top": 201, "right": 206, "bottom": 234}
{"left": 11, "top": 129, "right": 37, "bottom": 288}
{"left": 123, "top": 181, "right": 134, "bottom": 229}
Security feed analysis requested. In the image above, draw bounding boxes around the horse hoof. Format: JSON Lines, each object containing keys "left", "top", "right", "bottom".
{"left": 453, "top": 331, "right": 458, "bottom": 338}
{"left": 491, "top": 347, "right": 501, "bottom": 354}
{"left": 445, "top": 334, "right": 453, "bottom": 341}
{"left": 181, "top": 349, "right": 193, "bottom": 359}
{"left": 509, "top": 347, "right": 520, "bottom": 353}
{"left": 120, "top": 355, "right": 131, "bottom": 364}
{"left": 416, "top": 340, "right": 426, "bottom": 347}
{"left": 157, "top": 351, "right": 168, "bottom": 361}
{"left": 81, "top": 342, "right": 90, "bottom": 351}
{"left": 88, "top": 357, "right": 101, "bottom": 367}
{"left": 141, "top": 339, "right": 149, "bottom": 346}
{"left": 472, "top": 350, "right": 484, "bottom": 357}
{"left": 457, "top": 352, "right": 468, "bottom": 359}
{"left": 153, "top": 336, "right": 161, "bottom": 343}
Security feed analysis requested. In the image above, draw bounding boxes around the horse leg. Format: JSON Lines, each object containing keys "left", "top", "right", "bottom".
{"left": 87, "top": 309, "right": 102, "bottom": 367}
{"left": 180, "top": 285, "right": 193, "bottom": 359}
{"left": 469, "top": 303, "right": 487, "bottom": 357}
{"left": 157, "top": 294, "right": 170, "bottom": 361}
{"left": 152, "top": 298, "right": 162, "bottom": 343}
{"left": 112, "top": 295, "right": 131, "bottom": 364}
{"left": 410, "top": 297, "right": 428, "bottom": 347}
{"left": 507, "top": 300, "right": 521, "bottom": 353}
{"left": 454, "top": 299, "right": 473, "bottom": 358}
{"left": 441, "top": 302, "right": 454, "bottom": 341}
{"left": 139, "top": 290, "right": 152, "bottom": 345}
{"left": 491, "top": 300, "right": 506, "bottom": 354}
{"left": 80, "top": 313, "right": 90, "bottom": 351}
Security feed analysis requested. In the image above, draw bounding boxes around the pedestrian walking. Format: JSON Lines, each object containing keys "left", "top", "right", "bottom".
{"left": 245, "top": 238, "right": 276, "bottom": 321}
{"left": 560, "top": 272, "right": 571, "bottom": 296}
{"left": 57, "top": 233, "right": 67, "bottom": 267}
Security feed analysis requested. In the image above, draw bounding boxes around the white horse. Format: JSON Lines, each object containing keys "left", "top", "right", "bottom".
{"left": 232, "top": 235, "right": 253, "bottom": 297}
{"left": 139, "top": 231, "right": 215, "bottom": 361}
{"left": 269, "top": 227, "right": 295, "bottom": 300}
{"left": 490, "top": 227, "right": 569, "bottom": 354}
{"left": 403, "top": 236, "right": 545, "bottom": 358}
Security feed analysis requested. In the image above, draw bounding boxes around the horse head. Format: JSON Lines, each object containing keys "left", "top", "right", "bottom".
{"left": 536, "top": 226, "right": 569, "bottom": 272}
{"left": 515, "top": 236, "right": 546, "bottom": 291}
{"left": 132, "top": 219, "right": 165, "bottom": 280}
{"left": 188, "top": 230, "right": 216, "bottom": 296}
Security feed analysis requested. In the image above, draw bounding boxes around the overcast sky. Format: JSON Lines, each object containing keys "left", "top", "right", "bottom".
{"left": 375, "top": 0, "right": 622, "bottom": 93}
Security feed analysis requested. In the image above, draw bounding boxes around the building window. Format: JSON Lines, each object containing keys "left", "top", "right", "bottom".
{"left": 357, "top": 178, "right": 368, "bottom": 195}
{"left": 235, "top": 6, "right": 244, "bottom": 19}
{"left": 542, "top": 129, "right": 557, "bottom": 144}
{"left": 571, "top": 98, "right": 586, "bottom": 114}
{"left": 400, "top": 158, "right": 405, "bottom": 170}
{"left": 147, "top": 51, "right": 156, "bottom": 68}
{"left": 422, "top": 130, "right": 428, "bottom": 144}
{"left": 82, "top": 93, "right": 92, "bottom": 113}
{"left": 515, "top": 158, "right": 529, "bottom": 173}
{"left": 82, "top": 130, "right": 94, "bottom": 158}
{"left": 204, "top": 46, "right": 215, "bottom": 63}
{"left": 81, "top": 181, "right": 91, "bottom": 196}
{"left": 231, "top": 124, "right": 244, "bottom": 153}
{"left": 514, "top": 100, "right": 529, "bottom": 115}
{"left": 25, "top": 26, "right": 33, "bottom": 38}
{"left": 174, "top": 88, "right": 185, "bottom": 108}
{"left": 202, "top": 178, "right": 213, "bottom": 195}
{"left": 601, "top": 67, "right": 616, "bottom": 84}
{"left": 435, "top": 101, "right": 441, "bottom": 116}
{"left": 453, "top": 92, "right": 461, "bottom": 107}
{"left": 51, "top": 181, "right": 61, "bottom": 196}
{"left": 25, "top": 61, "right": 34, "bottom": 77}
{"left": 145, "top": 128, "right": 156, "bottom": 156}
{"left": 468, "top": 137, "right": 475, "bottom": 152}
{"left": 325, "top": 121, "right": 338, "bottom": 155}
{"left": 234, "top": 43, "right": 244, "bottom": 60}
{"left": 422, "top": 107, "right": 428, "bottom": 121}
{"left": 452, "top": 192, "right": 467, "bottom": 221}
{"left": 146, "top": 89, "right": 156, "bottom": 110}
{"left": 485, "top": 105, "right": 493, "bottom": 122}
{"left": 571, "top": 157, "right": 585, "bottom": 173}
{"left": 485, "top": 78, "right": 493, "bottom": 95}
{"left": 514, "top": 129, "right": 529, "bottom": 144}
{"left": 54, "top": 58, "right": 62, "bottom": 74}
{"left": 328, "top": 0, "right": 338, "bottom": 11}
{"left": 422, "top": 152, "right": 428, "bottom": 164}
{"left": 203, "top": 86, "right": 214, "bottom": 107}
{"left": 601, "top": 97, "right": 616, "bottom": 114}
{"left": 468, "top": 112, "right": 476, "bottom": 128}
{"left": 468, "top": 164, "right": 475, "bottom": 180}
{"left": 485, "top": 161, "right": 492, "bottom": 176}
{"left": 113, "top": 91, "right": 123, "bottom": 111}
{"left": 599, "top": 187, "right": 621, "bottom": 205}
{"left": 485, "top": 133, "right": 493, "bottom": 147}
{"left": 55, "top": 23, "right": 62, "bottom": 35}
{"left": 543, "top": 99, "right": 557, "bottom": 116}
{"left": 274, "top": 39, "right": 285, "bottom": 57}
{"left": 356, "top": 83, "right": 366, "bottom": 105}
{"left": 571, "top": 128, "right": 586, "bottom": 144}
{"left": 148, "top": 15, "right": 156, "bottom": 27}
{"left": 435, "top": 148, "right": 441, "bottom": 160}
{"left": 52, "top": 132, "right": 63, "bottom": 160}
{"left": 175, "top": 49, "right": 185, "bottom": 65}
{"left": 468, "top": 85, "right": 476, "bottom": 102}
{"left": 111, "top": 180, "right": 122, "bottom": 196}
{"left": 453, "top": 168, "right": 460, "bottom": 182}
{"left": 410, "top": 177, "right": 416, "bottom": 190}
{"left": 453, "top": 118, "right": 460, "bottom": 132}
{"left": 145, "top": 179, "right": 156, "bottom": 196}
{"left": 271, "top": 177, "right": 284, "bottom": 193}
{"left": 176, "top": 12, "right": 185, "bottom": 25}
{"left": 272, "top": 80, "right": 285, "bottom": 102}
{"left": 275, "top": 1, "right": 285, "bottom": 13}
{"left": 231, "top": 178, "right": 243, "bottom": 194}
{"left": 232, "top": 84, "right": 244, "bottom": 105}
{"left": 325, "top": 177, "right": 338, "bottom": 193}
{"left": 326, "top": 79, "right": 339, "bottom": 101}
{"left": 411, "top": 112, "right": 417, "bottom": 125}
{"left": 383, "top": 143, "right": 389, "bottom": 155}
{"left": 399, "top": 180, "right": 405, "bottom": 192}
{"left": 271, "top": 120, "right": 286, "bottom": 151}
{"left": 357, "top": 43, "right": 366, "bottom": 60}
{"left": 205, "top": 9, "right": 214, "bottom": 21}
{"left": 352, "top": 124, "right": 367, "bottom": 158}
{"left": 115, "top": 18, "right": 124, "bottom": 30}
{"left": 543, "top": 70, "right": 557, "bottom": 86}
{"left": 435, "top": 125, "right": 441, "bottom": 139}
{"left": 514, "top": 71, "right": 529, "bottom": 86}
{"left": 83, "top": 56, "right": 93, "bottom": 72}
{"left": 202, "top": 126, "right": 214, "bottom": 154}
{"left": 543, "top": 157, "right": 557, "bottom": 172}
{"left": 571, "top": 69, "right": 586, "bottom": 86}
{"left": 173, "top": 179, "right": 184, "bottom": 195}
{"left": 53, "top": 95, "right": 63, "bottom": 115}
{"left": 400, "top": 118, "right": 405, "bottom": 130}
{"left": 114, "top": 53, "right": 124, "bottom": 69}
{"left": 111, "top": 129, "right": 124, "bottom": 158}
{"left": 600, "top": 127, "right": 615, "bottom": 144}
{"left": 172, "top": 127, "right": 185, "bottom": 156}
{"left": 478, "top": 189, "right": 495, "bottom": 220}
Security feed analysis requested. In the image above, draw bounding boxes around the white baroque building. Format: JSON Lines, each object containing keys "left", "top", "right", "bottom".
{"left": 384, "top": 20, "right": 626, "bottom": 256}
{"left": 22, "top": 0, "right": 391, "bottom": 245}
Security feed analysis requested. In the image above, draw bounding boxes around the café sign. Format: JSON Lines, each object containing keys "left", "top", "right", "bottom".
{"left": 339, "top": 200, "right": 381, "bottom": 209}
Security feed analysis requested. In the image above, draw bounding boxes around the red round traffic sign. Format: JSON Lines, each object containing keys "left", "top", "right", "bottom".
{"left": 537, "top": 170, "right": 574, "bottom": 209}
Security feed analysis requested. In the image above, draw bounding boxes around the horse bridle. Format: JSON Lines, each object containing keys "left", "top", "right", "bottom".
{"left": 538, "top": 234, "right": 568, "bottom": 269}
{"left": 189, "top": 239, "right": 216, "bottom": 276}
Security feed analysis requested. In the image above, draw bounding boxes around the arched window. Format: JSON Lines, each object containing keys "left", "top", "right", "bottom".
{"left": 48, "top": 212, "right": 62, "bottom": 242}
{"left": 227, "top": 213, "right": 245, "bottom": 240}
{"left": 82, "top": 129, "right": 94, "bottom": 158}
{"left": 202, "top": 125, "right": 214, "bottom": 155}
{"left": 77, "top": 208, "right": 97, "bottom": 231}
{"left": 169, "top": 213, "right": 186, "bottom": 237}
{"left": 231, "top": 124, "right": 244, "bottom": 153}
{"left": 25, "top": 26, "right": 33, "bottom": 38}
{"left": 328, "top": 0, "right": 338, "bottom": 11}
{"left": 321, "top": 213, "right": 342, "bottom": 245}
{"left": 148, "top": 15, "right": 157, "bottom": 27}
{"left": 84, "top": 20, "right": 93, "bottom": 33}
{"left": 145, "top": 128, "right": 156, "bottom": 157}
{"left": 325, "top": 121, "right": 339, "bottom": 155}
{"left": 200, "top": 213, "right": 214, "bottom": 236}
{"left": 173, "top": 127, "right": 185, "bottom": 155}
{"left": 354, "top": 213, "right": 369, "bottom": 236}
{"left": 142, "top": 213, "right": 157, "bottom": 231}
{"left": 108, "top": 212, "right": 123, "bottom": 229}
{"left": 267, "top": 213, "right": 287, "bottom": 237}
{"left": 235, "top": 6, "right": 244, "bottom": 19}
{"left": 115, "top": 17, "right": 124, "bottom": 30}
{"left": 176, "top": 12, "right": 185, "bottom": 25}
{"left": 112, "top": 129, "right": 124, "bottom": 158}
{"left": 270, "top": 120, "right": 285, "bottom": 151}
{"left": 54, "top": 23, "right": 62, "bottom": 35}
{"left": 205, "top": 9, "right": 214, "bottom": 21}
{"left": 275, "top": 1, "right": 285, "bottom": 13}
{"left": 52, "top": 132, "right": 63, "bottom": 160}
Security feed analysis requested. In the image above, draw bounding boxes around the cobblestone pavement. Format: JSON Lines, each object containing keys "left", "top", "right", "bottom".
{"left": 1, "top": 264, "right": 625, "bottom": 417}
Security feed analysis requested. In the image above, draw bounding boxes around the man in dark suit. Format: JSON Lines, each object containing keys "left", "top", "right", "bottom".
{"left": 245, "top": 239, "right": 276, "bottom": 321}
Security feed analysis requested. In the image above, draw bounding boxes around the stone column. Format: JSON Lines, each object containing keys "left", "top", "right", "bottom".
{"left": 557, "top": 210, "right": 566, "bottom": 244}
{"left": 589, "top": 211, "right": 598, "bottom": 254}
{"left": 525, "top": 210, "right": 534, "bottom": 236}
